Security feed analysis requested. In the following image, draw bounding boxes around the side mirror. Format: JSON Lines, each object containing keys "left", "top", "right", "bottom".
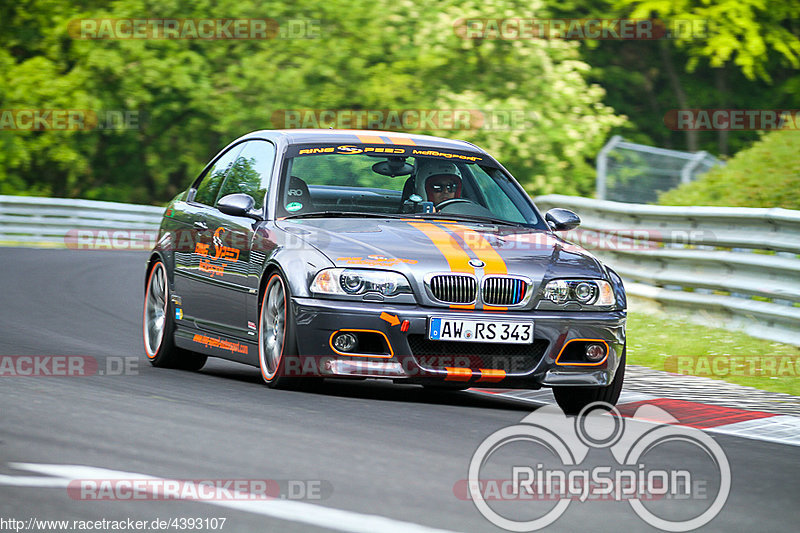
{"left": 217, "top": 193, "right": 262, "bottom": 220}
{"left": 545, "top": 208, "right": 580, "bottom": 231}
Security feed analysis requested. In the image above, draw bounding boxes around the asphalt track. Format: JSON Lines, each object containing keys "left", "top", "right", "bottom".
{"left": 0, "top": 248, "right": 797, "bottom": 532}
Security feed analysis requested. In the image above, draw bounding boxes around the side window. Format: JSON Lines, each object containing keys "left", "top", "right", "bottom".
{"left": 193, "top": 144, "right": 245, "bottom": 206}
{"left": 216, "top": 140, "right": 277, "bottom": 209}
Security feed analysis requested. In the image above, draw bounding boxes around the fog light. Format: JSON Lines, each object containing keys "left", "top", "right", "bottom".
{"left": 333, "top": 332, "right": 358, "bottom": 352}
{"left": 585, "top": 343, "right": 606, "bottom": 362}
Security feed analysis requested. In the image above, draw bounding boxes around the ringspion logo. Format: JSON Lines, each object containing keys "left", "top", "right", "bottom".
{"left": 465, "top": 403, "right": 730, "bottom": 531}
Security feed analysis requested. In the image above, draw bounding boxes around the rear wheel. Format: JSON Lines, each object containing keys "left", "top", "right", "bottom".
{"left": 143, "top": 261, "right": 206, "bottom": 370}
{"left": 553, "top": 344, "right": 625, "bottom": 415}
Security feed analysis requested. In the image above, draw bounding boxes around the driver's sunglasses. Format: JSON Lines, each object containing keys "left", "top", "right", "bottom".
{"left": 430, "top": 182, "right": 458, "bottom": 193}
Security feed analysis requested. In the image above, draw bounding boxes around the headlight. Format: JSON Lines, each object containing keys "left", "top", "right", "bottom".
{"left": 542, "top": 279, "right": 615, "bottom": 306}
{"left": 311, "top": 268, "right": 412, "bottom": 297}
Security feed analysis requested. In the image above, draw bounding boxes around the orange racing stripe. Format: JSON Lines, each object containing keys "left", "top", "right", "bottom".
{"left": 407, "top": 221, "right": 476, "bottom": 309}
{"left": 387, "top": 136, "right": 416, "bottom": 146}
{"left": 445, "top": 224, "right": 507, "bottom": 276}
{"left": 406, "top": 222, "right": 473, "bottom": 274}
{"left": 356, "top": 134, "right": 384, "bottom": 144}
{"left": 409, "top": 222, "right": 475, "bottom": 309}
{"left": 446, "top": 223, "right": 510, "bottom": 310}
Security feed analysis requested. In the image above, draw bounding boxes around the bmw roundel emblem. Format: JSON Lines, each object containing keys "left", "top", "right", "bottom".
{"left": 469, "top": 259, "right": 485, "bottom": 268}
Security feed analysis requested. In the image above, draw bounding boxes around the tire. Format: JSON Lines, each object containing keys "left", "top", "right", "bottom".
{"left": 143, "top": 261, "right": 207, "bottom": 371}
{"left": 552, "top": 344, "right": 626, "bottom": 415}
{"left": 258, "top": 272, "right": 320, "bottom": 390}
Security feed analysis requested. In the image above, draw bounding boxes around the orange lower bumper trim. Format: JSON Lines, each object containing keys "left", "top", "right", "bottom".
{"left": 444, "top": 367, "right": 473, "bottom": 381}
{"left": 477, "top": 369, "right": 506, "bottom": 382}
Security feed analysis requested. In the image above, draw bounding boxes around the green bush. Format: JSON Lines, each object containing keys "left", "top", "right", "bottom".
{"left": 658, "top": 129, "right": 800, "bottom": 209}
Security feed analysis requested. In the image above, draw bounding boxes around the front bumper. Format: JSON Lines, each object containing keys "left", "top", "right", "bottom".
{"left": 290, "top": 297, "right": 626, "bottom": 389}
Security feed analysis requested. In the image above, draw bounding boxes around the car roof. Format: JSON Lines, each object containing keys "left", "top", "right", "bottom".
{"left": 242, "top": 129, "right": 487, "bottom": 154}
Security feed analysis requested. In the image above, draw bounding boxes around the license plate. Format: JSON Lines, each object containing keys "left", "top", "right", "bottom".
{"left": 428, "top": 318, "right": 533, "bottom": 344}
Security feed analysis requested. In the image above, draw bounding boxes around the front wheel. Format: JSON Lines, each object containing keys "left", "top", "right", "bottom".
{"left": 552, "top": 344, "right": 625, "bottom": 415}
{"left": 259, "top": 272, "right": 324, "bottom": 390}
{"left": 143, "top": 261, "right": 207, "bottom": 371}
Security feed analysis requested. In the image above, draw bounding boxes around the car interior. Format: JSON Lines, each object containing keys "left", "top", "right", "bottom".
{"left": 282, "top": 156, "right": 494, "bottom": 216}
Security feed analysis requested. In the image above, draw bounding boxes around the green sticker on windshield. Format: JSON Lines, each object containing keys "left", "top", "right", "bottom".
{"left": 286, "top": 202, "right": 303, "bottom": 212}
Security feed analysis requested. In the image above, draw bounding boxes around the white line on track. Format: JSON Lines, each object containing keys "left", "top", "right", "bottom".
{"left": 0, "top": 474, "right": 70, "bottom": 488}
{"left": 704, "top": 415, "right": 800, "bottom": 447}
{"left": 2, "top": 463, "right": 463, "bottom": 533}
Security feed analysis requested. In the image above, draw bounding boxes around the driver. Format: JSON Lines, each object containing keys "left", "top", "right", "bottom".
{"left": 415, "top": 161, "right": 462, "bottom": 208}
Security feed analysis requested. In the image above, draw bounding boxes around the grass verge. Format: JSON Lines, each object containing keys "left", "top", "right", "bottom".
{"left": 627, "top": 312, "right": 800, "bottom": 396}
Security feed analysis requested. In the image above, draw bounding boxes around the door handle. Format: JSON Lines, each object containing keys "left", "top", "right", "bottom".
{"left": 193, "top": 221, "right": 208, "bottom": 231}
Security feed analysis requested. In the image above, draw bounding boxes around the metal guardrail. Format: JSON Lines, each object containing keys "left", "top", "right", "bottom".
{"left": 2, "top": 194, "right": 799, "bottom": 345}
{"left": 0, "top": 195, "right": 163, "bottom": 248}
{"left": 535, "top": 194, "right": 800, "bottom": 346}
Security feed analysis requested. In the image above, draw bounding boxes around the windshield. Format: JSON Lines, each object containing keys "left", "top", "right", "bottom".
{"left": 276, "top": 145, "right": 542, "bottom": 227}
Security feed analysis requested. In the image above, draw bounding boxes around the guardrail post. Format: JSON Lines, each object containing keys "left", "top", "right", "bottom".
{"left": 595, "top": 135, "right": 622, "bottom": 201}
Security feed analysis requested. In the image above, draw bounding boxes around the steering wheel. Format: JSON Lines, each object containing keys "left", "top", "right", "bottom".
{"left": 435, "top": 198, "right": 474, "bottom": 210}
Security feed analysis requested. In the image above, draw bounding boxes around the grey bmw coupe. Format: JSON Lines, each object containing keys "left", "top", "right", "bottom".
{"left": 143, "top": 129, "right": 626, "bottom": 413}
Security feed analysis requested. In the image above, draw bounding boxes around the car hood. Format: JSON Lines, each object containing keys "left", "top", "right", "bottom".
{"left": 277, "top": 218, "right": 605, "bottom": 281}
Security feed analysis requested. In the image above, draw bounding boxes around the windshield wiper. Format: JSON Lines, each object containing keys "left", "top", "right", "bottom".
{"left": 282, "top": 211, "right": 405, "bottom": 220}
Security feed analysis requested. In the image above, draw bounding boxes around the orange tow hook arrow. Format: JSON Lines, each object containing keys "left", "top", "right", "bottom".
{"left": 380, "top": 312, "right": 400, "bottom": 326}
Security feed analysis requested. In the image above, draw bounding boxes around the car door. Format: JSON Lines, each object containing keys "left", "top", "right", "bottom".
{"left": 190, "top": 139, "right": 278, "bottom": 340}
{"left": 172, "top": 142, "right": 246, "bottom": 331}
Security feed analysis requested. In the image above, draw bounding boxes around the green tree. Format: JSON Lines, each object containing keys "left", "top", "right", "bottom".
{"left": 544, "top": 0, "right": 800, "bottom": 156}
{"left": 616, "top": 0, "right": 800, "bottom": 154}
{"left": 620, "top": 0, "right": 800, "bottom": 82}
{"left": 0, "top": 0, "right": 625, "bottom": 202}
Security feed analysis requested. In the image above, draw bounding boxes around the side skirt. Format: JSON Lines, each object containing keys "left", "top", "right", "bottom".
{"left": 174, "top": 325, "right": 259, "bottom": 367}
